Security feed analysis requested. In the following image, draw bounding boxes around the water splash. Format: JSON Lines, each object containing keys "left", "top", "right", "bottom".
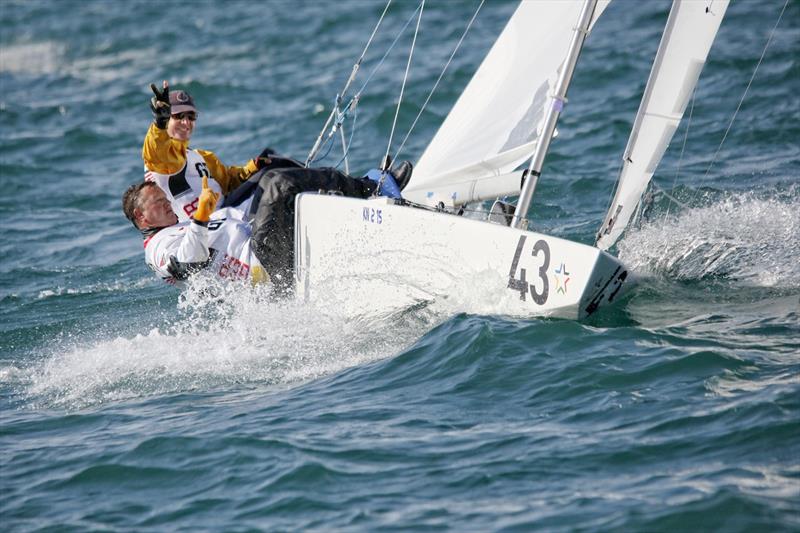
{"left": 618, "top": 192, "right": 799, "bottom": 287}
{"left": 18, "top": 276, "right": 421, "bottom": 410}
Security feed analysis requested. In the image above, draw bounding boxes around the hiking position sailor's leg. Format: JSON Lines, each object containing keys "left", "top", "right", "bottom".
{"left": 249, "top": 167, "right": 374, "bottom": 293}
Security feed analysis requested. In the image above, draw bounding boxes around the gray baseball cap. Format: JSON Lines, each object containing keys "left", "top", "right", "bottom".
{"left": 169, "top": 90, "right": 196, "bottom": 115}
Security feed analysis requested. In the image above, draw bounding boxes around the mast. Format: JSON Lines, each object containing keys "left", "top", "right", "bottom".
{"left": 511, "top": 0, "right": 599, "bottom": 230}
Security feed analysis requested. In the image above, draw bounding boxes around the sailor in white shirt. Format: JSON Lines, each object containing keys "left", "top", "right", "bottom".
{"left": 122, "top": 177, "right": 266, "bottom": 285}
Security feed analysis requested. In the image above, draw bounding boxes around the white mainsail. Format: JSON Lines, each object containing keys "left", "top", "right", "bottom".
{"left": 596, "top": 0, "right": 729, "bottom": 251}
{"left": 403, "top": 0, "right": 609, "bottom": 207}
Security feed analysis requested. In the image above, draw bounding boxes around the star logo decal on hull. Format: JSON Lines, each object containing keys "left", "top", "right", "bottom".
{"left": 554, "top": 262, "right": 570, "bottom": 295}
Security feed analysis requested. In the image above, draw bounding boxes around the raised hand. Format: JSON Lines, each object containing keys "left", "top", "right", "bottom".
{"left": 149, "top": 80, "right": 171, "bottom": 128}
{"left": 193, "top": 176, "right": 220, "bottom": 223}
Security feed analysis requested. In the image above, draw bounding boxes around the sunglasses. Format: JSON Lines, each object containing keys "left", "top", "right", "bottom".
{"left": 171, "top": 112, "right": 197, "bottom": 121}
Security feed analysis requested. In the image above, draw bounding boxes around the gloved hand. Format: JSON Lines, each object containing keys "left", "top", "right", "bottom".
{"left": 193, "top": 176, "right": 220, "bottom": 223}
{"left": 254, "top": 146, "right": 275, "bottom": 170}
{"left": 149, "top": 81, "right": 171, "bottom": 129}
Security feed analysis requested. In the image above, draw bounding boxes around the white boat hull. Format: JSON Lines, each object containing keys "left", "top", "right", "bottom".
{"left": 294, "top": 194, "right": 633, "bottom": 320}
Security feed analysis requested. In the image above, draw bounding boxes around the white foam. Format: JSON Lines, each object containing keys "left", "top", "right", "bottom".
{"left": 618, "top": 193, "right": 800, "bottom": 287}
{"left": 21, "top": 277, "right": 422, "bottom": 410}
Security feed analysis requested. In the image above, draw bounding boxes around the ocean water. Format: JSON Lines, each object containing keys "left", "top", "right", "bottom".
{"left": 1, "top": 0, "right": 798, "bottom": 530}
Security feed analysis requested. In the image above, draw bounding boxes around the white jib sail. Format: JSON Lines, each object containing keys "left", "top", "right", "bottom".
{"left": 595, "top": 0, "right": 729, "bottom": 251}
{"left": 403, "top": 0, "right": 609, "bottom": 207}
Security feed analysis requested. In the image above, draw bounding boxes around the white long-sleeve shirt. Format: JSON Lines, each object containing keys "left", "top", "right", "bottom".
{"left": 143, "top": 206, "right": 264, "bottom": 285}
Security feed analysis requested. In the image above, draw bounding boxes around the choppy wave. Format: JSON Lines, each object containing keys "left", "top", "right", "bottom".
{"left": 0, "top": 41, "right": 64, "bottom": 75}
{"left": 2, "top": 0, "right": 798, "bottom": 531}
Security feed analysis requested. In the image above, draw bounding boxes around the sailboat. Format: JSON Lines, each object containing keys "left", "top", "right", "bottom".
{"left": 292, "top": 0, "right": 729, "bottom": 320}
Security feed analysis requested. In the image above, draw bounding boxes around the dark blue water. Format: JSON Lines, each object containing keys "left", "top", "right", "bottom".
{"left": 2, "top": 0, "right": 798, "bottom": 530}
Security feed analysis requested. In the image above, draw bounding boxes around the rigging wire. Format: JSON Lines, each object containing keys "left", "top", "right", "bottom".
{"left": 334, "top": 103, "right": 360, "bottom": 170}
{"left": 314, "top": 130, "right": 336, "bottom": 163}
{"left": 306, "top": 0, "right": 393, "bottom": 166}
{"left": 354, "top": 3, "right": 423, "bottom": 97}
{"left": 662, "top": 85, "right": 697, "bottom": 220}
{"left": 394, "top": 0, "right": 485, "bottom": 164}
{"left": 698, "top": 0, "right": 789, "bottom": 182}
{"left": 383, "top": 0, "right": 425, "bottom": 169}
{"left": 307, "top": 2, "right": 423, "bottom": 167}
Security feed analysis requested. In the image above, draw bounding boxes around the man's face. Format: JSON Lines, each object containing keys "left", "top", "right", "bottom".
{"left": 167, "top": 112, "right": 196, "bottom": 141}
{"left": 135, "top": 186, "right": 178, "bottom": 228}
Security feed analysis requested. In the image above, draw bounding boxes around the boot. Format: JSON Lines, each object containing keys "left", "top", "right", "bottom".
{"left": 390, "top": 161, "right": 413, "bottom": 191}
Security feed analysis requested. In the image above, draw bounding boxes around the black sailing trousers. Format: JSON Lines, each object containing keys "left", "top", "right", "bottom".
{"left": 244, "top": 167, "right": 374, "bottom": 294}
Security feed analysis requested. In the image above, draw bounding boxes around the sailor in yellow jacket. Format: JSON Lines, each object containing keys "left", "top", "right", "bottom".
{"left": 142, "top": 80, "right": 270, "bottom": 222}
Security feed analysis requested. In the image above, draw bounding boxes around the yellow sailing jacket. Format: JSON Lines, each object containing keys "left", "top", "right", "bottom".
{"left": 142, "top": 123, "right": 258, "bottom": 195}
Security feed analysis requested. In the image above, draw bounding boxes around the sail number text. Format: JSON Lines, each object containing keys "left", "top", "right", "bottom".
{"left": 362, "top": 207, "right": 383, "bottom": 224}
{"left": 507, "top": 235, "right": 550, "bottom": 305}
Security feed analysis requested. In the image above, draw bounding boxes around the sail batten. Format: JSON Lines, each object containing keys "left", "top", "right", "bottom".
{"left": 596, "top": 0, "right": 729, "bottom": 251}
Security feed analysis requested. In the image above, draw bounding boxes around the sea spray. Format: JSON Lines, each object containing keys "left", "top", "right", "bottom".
{"left": 618, "top": 191, "right": 799, "bottom": 286}
{"left": 20, "top": 276, "right": 421, "bottom": 410}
